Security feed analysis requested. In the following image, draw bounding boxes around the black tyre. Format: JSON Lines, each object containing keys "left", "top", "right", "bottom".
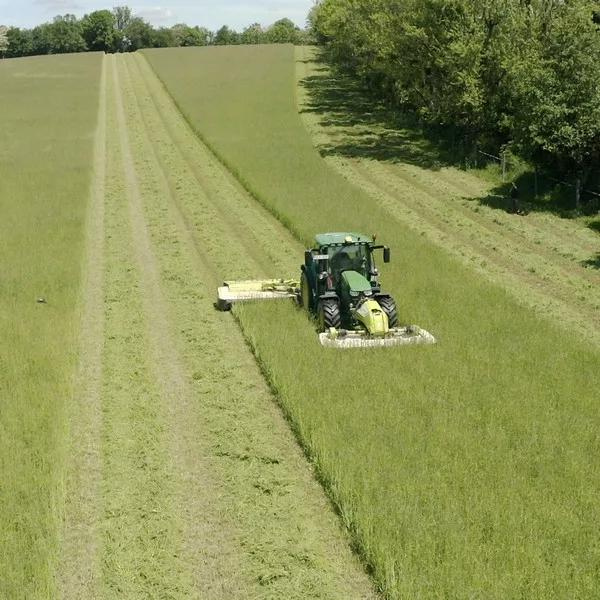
{"left": 300, "top": 271, "right": 313, "bottom": 311}
{"left": 317, "top": 299, "right": 342, "bottom": 331}
{"left": 378, "top": 296, "right": 398, "bottom": 328}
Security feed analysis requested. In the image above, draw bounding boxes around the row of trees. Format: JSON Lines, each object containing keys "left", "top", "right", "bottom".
{"left": 310, "top": 0, "right": 600, "bottom": 187}
{"left": 0, "top": 7, "right": 310, "bottom": 58}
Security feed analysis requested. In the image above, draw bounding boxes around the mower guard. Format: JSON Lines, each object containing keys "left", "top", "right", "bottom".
{"left": 319, "top": 325, "right": 436, "bottom": 349}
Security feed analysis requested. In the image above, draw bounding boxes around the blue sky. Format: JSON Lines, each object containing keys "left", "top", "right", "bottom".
{"left": 0, "top": 0, "right": 316, "bottom": 30}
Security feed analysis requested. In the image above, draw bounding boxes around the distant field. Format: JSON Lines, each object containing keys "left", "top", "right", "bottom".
{"left": 0, "top": 52, "right": 102, "bottom": 598}
{"left": 144, "top": 45, "right": 600, "bottom": 599}
{"left": 3, "top": 43, "right": 600, "bottom": 600}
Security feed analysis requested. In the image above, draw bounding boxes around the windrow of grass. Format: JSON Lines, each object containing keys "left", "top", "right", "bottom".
{"left": 144, "top": 45, "right": 600, "bottom": 599}
{"left": 0, "top": 53, "right": 102, "bottom": 598}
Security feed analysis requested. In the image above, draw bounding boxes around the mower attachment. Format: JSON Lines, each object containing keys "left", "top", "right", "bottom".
{"left": 319, "top": 325, "right": 436, "bottom": 349}
{"left": 216, "top": 279, "right": 299, "bottom": 311}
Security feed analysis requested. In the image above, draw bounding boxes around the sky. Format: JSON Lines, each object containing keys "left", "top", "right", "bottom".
{"left": 0, "top": 0, "right": 316, "bottom": 30}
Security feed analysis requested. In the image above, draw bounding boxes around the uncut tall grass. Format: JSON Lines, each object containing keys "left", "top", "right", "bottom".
{"left": 144, "top": 45, "right": 600, "bottom": 599}
{"left": 0, "top": 53, "right": 102, "bottom": 598}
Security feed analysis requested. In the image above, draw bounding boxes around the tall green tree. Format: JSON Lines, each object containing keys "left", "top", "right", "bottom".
{"left": 48, "top": 15, "right": 86, "bottom": 54}
{"left": 241, "top": 23, "right": 265, "bottom": 44}
{"left": 265, "top": 18, "right": 300, "bottom": 43}
{"left": 171, "top": 23, "right": 210, "bottom": 46}
{"left": 0, "top": 25, "right": 8, "bottom": 57}
{"left": 30, "top": 23, "right": 52, "bottom": 55}
{"left": 214, "top": 25, "right": 240, "bottom": 45}
{"left": 4, "top": 27, "right": 33, "bottom": 57}
{"left": 123, "top": 17, "right": 154, "bottom": 50}
{"left": 312, "top": 0, "right": 600, "bottom": 181}
{"left": 81, "top": 10, "right": 115, "bottom": 51}
{"left": 508, "top": 1, "right": 600, "bottom": 181}
{"left": 113, "top": 6, "right": 132, "bottom": 31}
{"left": 151, "top": 27, "right": 176, "bottom": 48}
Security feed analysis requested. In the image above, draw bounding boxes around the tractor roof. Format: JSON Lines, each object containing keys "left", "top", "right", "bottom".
{"left": 315, "top": 232, "right": 373, "bottom": 246}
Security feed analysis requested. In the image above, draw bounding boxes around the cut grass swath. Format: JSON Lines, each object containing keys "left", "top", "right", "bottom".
{"left": 144, "top": 45, "right": 600, "bottom": 599}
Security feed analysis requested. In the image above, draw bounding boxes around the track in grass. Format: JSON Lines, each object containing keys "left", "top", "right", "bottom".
{"left": 59, "top": 53, "right": 376, "bottom": 599}
{"left": 59, "top": 53, "right": 107, "bottom": 599}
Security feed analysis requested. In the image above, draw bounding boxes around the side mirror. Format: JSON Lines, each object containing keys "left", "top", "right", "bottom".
{"left": 304, "top": 250, "right": 312, "bottom": 266}
{"left": 383, "top": 247, "right": 391, "bottom": 263}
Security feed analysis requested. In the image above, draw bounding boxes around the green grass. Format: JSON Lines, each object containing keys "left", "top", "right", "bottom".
{"left": 0, "top": 53, "right": 102, "bottom": 598}
{"left": 55, "top": 51, "right": 376, "bottom": 599}
{"left": 144, "top": 45, "right": 600, "bottom": 599}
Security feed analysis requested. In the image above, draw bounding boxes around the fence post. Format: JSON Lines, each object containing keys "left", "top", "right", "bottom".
{"left": 534, "top": 167, "right": 538, "bottom": 199}
{"left": 575, "top": 177, "right": 581, "bottom": 211}
{"left": 502, "top": 150, "right": 507, "bottom": 182}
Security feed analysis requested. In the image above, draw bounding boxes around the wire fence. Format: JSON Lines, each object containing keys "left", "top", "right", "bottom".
{"left": 475, "top": 149, "right": 600, "bottom": 209}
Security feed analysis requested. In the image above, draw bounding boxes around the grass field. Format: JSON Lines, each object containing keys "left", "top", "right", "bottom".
{"left": 144, "top": 45, "right": 600, "bottom": 598}
{"left": 1, "top": 51, "right": 373, "bottom": 599}
{"left": 0, "top": 52, "right": 103, "bottom": 599}
{"left": 3, "top": 42, "right": 600, "bottom": 600}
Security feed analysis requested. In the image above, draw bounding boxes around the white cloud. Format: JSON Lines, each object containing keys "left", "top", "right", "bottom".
{"left": 33, "top": 0, "right": 82, "bottom": 10}
{"left": 134, "top": 6, "right": 174, "bottom": 24}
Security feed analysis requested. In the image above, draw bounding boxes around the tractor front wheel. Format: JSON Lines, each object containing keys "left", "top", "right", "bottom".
{"left": 378, "top": 296, "right": 398, "bottom": 328}
{"left": 317, "top": 299, "right": 342, "bottom": 331}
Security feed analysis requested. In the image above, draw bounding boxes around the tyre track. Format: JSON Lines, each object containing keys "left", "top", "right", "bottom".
{"left": 131, "top": 53, "right": 298, "bottom": 277}
{"left": 367, "top": 159, "right": 600, "bottom": 291}
{"left": 59, "top": 54, "right": 107, "bottom": 600}
{"left": 355, "top": 160, "right": 600, "bottom": 303}
{"left": 342, "top": 160, "right": 600, "bottom": 345}
{"left": 101, "top": 55, "right": 188, "bottom": 598}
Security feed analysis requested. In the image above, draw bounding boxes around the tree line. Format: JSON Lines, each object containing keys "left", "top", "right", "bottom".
{"left": 0, "top": 6, "right": 310, "bottom": 58}
{"left": 310, "top": 0, "right": 600, "bottom": 193}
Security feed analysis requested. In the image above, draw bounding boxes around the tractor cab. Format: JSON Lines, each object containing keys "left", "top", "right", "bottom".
{"left": 308, "top": 232, "right": 389, "bottom": 298}
{"left": 328, "top": 242, "right": 371, "bottom": 284}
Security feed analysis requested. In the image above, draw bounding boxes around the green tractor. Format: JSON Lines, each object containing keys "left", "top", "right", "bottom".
{"left": 299, "top": 232, "right": 434, "bottom": 348}
{"left": 216, "top": 231, "right": 436, "bottom": 348}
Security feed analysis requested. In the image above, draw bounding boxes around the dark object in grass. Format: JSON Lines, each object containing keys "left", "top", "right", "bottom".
{"left": 509, "top": 182, "right": 524, "bottom": 215}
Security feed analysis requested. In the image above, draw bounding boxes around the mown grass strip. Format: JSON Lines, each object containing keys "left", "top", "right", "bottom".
{"left": 121, "top": 52, "right": 377, "bottom": 598}
{"left": 0, "top": 53, "right": 102, "bottom": 599}
{"left": 144, "top": 45, "right": 600, "bottom": 599}
{"left": 97, "top": 54, "right": 193, "bottom": 598}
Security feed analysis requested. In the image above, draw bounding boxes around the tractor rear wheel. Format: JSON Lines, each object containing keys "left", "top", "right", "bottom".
{"left": 300, "top": 271, "right": 313, "bottom": 311}
{"left": 378, "top": 296, "right": 398, "bottom": 328}
{"left": 317, "top": 299, "right": 342, "bottom": 331}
